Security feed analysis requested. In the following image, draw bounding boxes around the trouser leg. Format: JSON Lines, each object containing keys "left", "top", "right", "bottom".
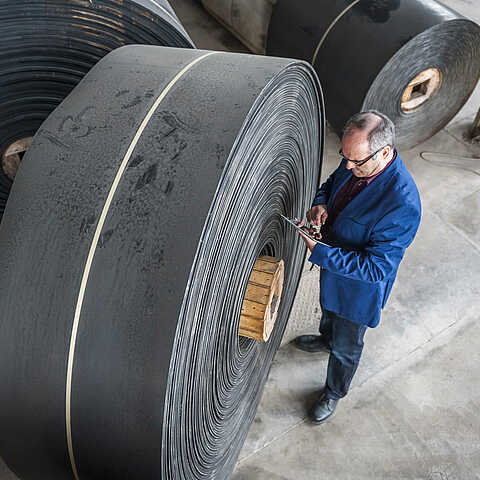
{"left": 318, "top": 309, "right": 333, "bottom": 350}
{"left": 323, "top": 310, "right": 367, "bottom": 401}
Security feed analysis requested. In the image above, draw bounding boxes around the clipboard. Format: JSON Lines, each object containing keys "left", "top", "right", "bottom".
{"left": 280, "top": 214, "right": 329, "bottom": 247}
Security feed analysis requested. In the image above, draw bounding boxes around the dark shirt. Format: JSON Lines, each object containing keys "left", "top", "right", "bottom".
{"left": 322, "top": 152, "right": 397, "bottom": 238}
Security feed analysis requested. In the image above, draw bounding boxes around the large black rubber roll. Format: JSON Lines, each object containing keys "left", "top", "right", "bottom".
{"left": 0, "top": 0, "right": 193, "bottom": 219}
{"left": 267, "top": 0, "right": 480, "bottom": 150}
{"left": 0, "top": 46, "right": 324, "bottom": 479}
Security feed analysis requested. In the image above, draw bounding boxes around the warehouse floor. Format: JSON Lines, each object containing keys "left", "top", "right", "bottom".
{"left": 1, "top": 1, "right": 479, "bottom": 479}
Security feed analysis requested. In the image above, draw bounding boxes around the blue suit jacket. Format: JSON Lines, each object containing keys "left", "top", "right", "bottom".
{"left": 309, "top": 153, "right": 421, "bottom": 327}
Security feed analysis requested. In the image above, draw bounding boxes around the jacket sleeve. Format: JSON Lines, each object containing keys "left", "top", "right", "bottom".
{"left": 311, "top": 161, "right": 344, "bottom": 207}
{"left": 308, "top": 201, "right": 421, "bottom": 283}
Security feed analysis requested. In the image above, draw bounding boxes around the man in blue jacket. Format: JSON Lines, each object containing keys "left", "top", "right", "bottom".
{"left": 295, "top": 110, "right": 421, "bottom": 425}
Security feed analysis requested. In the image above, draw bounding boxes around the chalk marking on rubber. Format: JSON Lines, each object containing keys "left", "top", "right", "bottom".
{"left": 311, "top": 0, "right": 361, "bottom": 66}
{"left": 65, "top": 50, "right": 217, "bottom": 480}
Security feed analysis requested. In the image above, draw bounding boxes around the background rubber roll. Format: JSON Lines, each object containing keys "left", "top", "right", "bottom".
{"left": 0, "top": 46, "right": 324, "bottom": 479}
{"left": 267, "top": 0, "right": 480, "bottom": 150}
{"left": 0, "top": 0, "right": 194, "bottom": 219}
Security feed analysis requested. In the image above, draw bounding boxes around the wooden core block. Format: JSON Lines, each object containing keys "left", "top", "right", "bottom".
{"left": 239, "top": 255, "right": 284, "bottom": 342}
{"left": 401, "top": 68, "right": 442, "bottom": 112}
{"left": 2, "top": 137, "right": 33, "bottom": 180}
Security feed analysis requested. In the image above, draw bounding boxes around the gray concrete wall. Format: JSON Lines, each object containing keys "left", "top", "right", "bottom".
{"left": 201, "top": 0, "right": 274, "bottom": 53}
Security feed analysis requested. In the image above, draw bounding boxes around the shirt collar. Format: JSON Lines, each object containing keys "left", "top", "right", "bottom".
{"left": 364, "top": 149, "right": 397, "bottom": 185}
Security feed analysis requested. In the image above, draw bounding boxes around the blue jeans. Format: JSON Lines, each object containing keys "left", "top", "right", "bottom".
{"left": 319, "top": 309, "right": 367, "bottom": 400}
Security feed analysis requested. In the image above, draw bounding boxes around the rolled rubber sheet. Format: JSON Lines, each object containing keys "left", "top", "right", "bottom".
{"left": 267, "top": 0, "right": 480, "bottom": 150}
{"left": 0, "top": 46, "right": 324, "bottom": 479}
{"left": 0, "top": 0, "right": 194, "bottom": 217}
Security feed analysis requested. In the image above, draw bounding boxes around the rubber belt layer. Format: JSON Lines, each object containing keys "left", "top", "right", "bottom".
{"left": 0, "top": 45, "right": 325, "bottom": 480}
{"left": 0, "top": 0, "right": 194, "bottom": 219}
{"left": 267, "top": 0, "right": 480, "bottom": 150}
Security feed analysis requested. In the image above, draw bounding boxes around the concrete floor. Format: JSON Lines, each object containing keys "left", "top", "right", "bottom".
{"left": 1, "top": 0, "right": 479, "bottom": 478}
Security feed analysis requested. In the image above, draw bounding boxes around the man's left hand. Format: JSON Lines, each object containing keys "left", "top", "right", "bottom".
{"left": 296, "top": 220, "right": 317, "bottom": 252}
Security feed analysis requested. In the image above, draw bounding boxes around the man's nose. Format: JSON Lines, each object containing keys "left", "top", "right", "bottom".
{"left": 345, "top": 161, "right": 355, "bottom": 170}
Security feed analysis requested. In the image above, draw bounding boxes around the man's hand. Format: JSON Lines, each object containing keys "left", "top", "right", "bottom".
{"left": 306, "top": 204, "right": 328, "bottom": 226}
{"left": 296, "top": 221, "right": 317, "bottom": 253}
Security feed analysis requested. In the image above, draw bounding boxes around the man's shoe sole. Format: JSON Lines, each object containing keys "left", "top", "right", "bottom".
{"left": 295, "top": 345, "right": 331, "bottom": 354}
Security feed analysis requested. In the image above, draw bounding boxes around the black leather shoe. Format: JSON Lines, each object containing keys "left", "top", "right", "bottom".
{"left": 308, "top": 394, "right": 338, "bottom": 425}
{"left": 293, "top": 334, "right": 331, "bottom": 353}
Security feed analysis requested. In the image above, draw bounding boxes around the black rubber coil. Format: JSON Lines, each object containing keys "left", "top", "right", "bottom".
{"left": 267, "top": 0, "right": 480, "bottom": 150}
{"left": 0, "top": 46, "right": 324, "bottom": 479}
{"left": 0, "top": 0, "right": 194, "bottom": 218}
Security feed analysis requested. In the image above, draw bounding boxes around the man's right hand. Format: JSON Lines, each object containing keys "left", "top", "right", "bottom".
{"left": 306, "top": 204, "right": 328, "bottom": 226}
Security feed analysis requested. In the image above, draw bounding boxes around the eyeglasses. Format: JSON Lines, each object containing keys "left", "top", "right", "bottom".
{"left": 339, "top": 145, "right": 389, "bottom": 166}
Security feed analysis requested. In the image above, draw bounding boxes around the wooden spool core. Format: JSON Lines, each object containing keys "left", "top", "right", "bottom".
{"left": 401, "top": 68, "right": 442, "bottom": 112}
{"left": 239, "top": 256, "right": 284, "bottom": 342}
{"left": 2, "top": 137, "right": 33, "bottom": 180}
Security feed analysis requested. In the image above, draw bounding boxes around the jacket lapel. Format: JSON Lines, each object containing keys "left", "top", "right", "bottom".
{"left": 327, "top": 161, "right": 352, "bottom": 210}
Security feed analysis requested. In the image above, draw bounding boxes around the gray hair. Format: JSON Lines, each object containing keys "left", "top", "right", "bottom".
{"left": 343, "top": 110, "right": 395, "bottom": 153}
